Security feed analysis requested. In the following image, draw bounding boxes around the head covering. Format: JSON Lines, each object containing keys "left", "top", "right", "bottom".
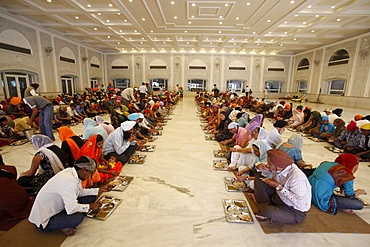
{"left": 347, "top": 120, "right": 357, "bottom": 131}
{"left": 355, "top": 114, "right": 364, "bottom": 121}
{"left": 30, "top": 134, "right": 64, "bottom": 174}
{"left": 322, "top": 116, "right": 329, "bottom": 121}
{"left": 273, "top": 120, "right": 286, "bottom": 128}
{"left": 305, "top": 105, "right": 312, "bottom": 110}
{"left": 287, "top": 134, "right": 303, "bottom": 150}
{"left": 57, "top": 126, "right": 75, "bottom": 142}
{"left": 10, "top": 97, "right": 21, "bottom": 105}
{"left": 139, "top": 113, "right": 144, "bottom": 119}
{"left": 120, "top": 121, "right": 136, "bottom": 131}
{"left": 245, "top": 114, "right": 263, "bottom": 133}
{"left": 267, "top": 149, "right": 293, "bottom": 168}
{"left": 83, "top": 118, "right": 108, "bottom": 140}
{"left": 95, "top": 116, "right": 114, "bottom": 134}
{"left": 296, "top": 105, "right": 303, "bottom": 110}
{"left": 228, "top": 122, "right": 238, "bottom": 129}
{"left": 79, "top": 134, "right": 102, "bottom": 162}
{"left": 328, "top": 154, "right": 358, "bottom": 186}
{"left": 324, "top": 108, "right": 332, "bottom": 113}
{"left": 75, "top": 156, "right": 97, "bottom": 171}
{"left": 361, "top": 123, "right": 370, "bottom": 130}
{"left": 285, "top": 104, "right": 291, "bottom": 109}
{"left": 128, "top": 113, "right": 140, "bottom": 121}
{"left": 159, "top": 101, "right": 164, "bottom": 106}
{"left": 251, "top": 140, "right": 271, "bottom": 163}
{"left": 31, "top": 83, "right": 39, "bottom": 89}
{"left": 256, "top": 127, "right": 269, "bottom": 141}
{"left": 332, "top": 108, "right": 343, "bottom": 115}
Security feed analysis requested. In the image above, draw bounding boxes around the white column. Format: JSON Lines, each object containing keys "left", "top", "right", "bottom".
{"left": 220, "top": 55, "right": 225, "bottom": 91}
{"left": 86, "top": 48, "right": 90, "bottom": 90}
{"left": 181, "top": 54, "right": 185, "bottom": 90}
{"left": 35, "top": 30, "right": 46, "bottom": 92}
{"left": 170, "top": 54, "right": 174, "bottom": 90}
{"left": 50, "top": 36, "right": 59, "bottom": 92}
{"left": 347, "top": 38, "right": 361, "bottom": 96}
{"left": 287, "top": 55, "right": 294, "bottom": 92}
{"left": 78, "top": 45, "right": 83, "bottom": 91}
{"left": 210, "top": 55, "right": 214, "bottom": 91}
{"left": 260, "top": 56, "right": 265, "bottom": 91}
{"left": 142, "top": 55, "right": 146, "bottom": 85}
{"left": 317, "top": 48, "right": 325, "bottom": 94}
{"left": 132, "top": 56, "right": 136, "bottom": 87}
{"left": 249, "top": 56, "right": 254, "bottom": 88}
{"left": 309, "top": 51, "right": 315, "bottom": 93}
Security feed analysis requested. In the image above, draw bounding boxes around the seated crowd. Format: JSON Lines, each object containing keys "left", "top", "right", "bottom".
{"left": 196, "top": 89, "right": 369, "bottom": 224}
{"left": 0, "top": 83, "right": 180, "bottom": 234}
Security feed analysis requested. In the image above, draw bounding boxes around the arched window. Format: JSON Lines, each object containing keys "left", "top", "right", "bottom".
{"left": 113, "top": 78, "right": 130, "bottom": 89}
{"left": 149, "top": 58, "right": 167, "bottom": 69}
{"left": 328, "top": 49, "right": 350, "bottom": 66}
{"left": 267, "top": 61, "right": 285, "bottom": 71}
{"left": 90, "top": 56, "right": 100, "bottom": 68}
{"left": 0, "top": 29, "right": 32, "bottom": 55}
{"left": 297, "top": 58, "right": 309, "bottom": 71}
{"left": 59, "top": 47, "right": 75, "bottom": 63}
{"left": 228, "top": 60, "right": 246, "bottom": 70}
{"left": 111, "top": 58, "right": 129, "bottom": 69}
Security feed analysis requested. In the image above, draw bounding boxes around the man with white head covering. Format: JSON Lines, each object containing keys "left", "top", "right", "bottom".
{"left": 102, "top": 120, "right": 138, "bottom": 164}
{"left": 223, "top": 122, "right": 248, "bottom": 170}
{"left": 29, "top": 156, "right": 111, "bottom": 236}
{"left": 267, "top": 120, "right": 286, "bottom": 149}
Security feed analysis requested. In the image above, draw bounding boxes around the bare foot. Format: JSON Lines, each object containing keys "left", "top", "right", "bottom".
{"left": 61, "top": 228, "right": 77, "bottom": 236}
{"left": 247, "top": 193, "right": 257, "bottom": 205}
{"left": 342, "top": 209, "right": 355, "bottom": 214}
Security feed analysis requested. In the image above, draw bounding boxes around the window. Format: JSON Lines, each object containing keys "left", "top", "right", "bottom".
{"left": 328, "top": 49, "right": 350, "bottom": 66}
{"left": 61, "top": 76, "right": 77, "bottom": 95}
{"left": 324, "top": 79, "right": 345, "bottom": 95}
{"left": 265, "top": 81, "right": 282, "bottom": 93}
{"left": 0, "top": 43, "right": 31, "bottom": 55}
{"left": 150, "top": 78, "right": 168, "bottom": 91}
{"left": 113, "top": 78, "right": 130, "bottom": 90}
{"left": 60, "top": 57, "right": 75, "bottom": 63}
{"left": 226, "top": 80, "right": 245, "bottom": 92}
{"left": 297, "top": 58, "right": 310, "bottom": 71}
{"left": 228, "top": 67, "right": 245, "bottom": 71}
{"left": 150, "top": 66, "right": 166, "bottom": 69}
{"left": 297, "top": 81, "right": 307, "bottom": 93}
{"left": 188, "top": 79, "right": 206, "bottom": 91}
{"left": 91, "top": 78, "right": 101, "bottom": 88}
{"left": 111, "top": 66, "right": 128, "bottom": 69}
{"left": 90, "top": 63, "right": 100, "bottom": 68}
{"left": 189, "top": 66, "right": 206, "bottom": 70}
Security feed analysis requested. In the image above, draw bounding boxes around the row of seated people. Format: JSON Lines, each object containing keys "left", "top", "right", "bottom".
{"left": 195, "top": 91, "right": 368, "bottom": 224}
{"left": 0, "top": 93, "right": 179, "bottom": 234}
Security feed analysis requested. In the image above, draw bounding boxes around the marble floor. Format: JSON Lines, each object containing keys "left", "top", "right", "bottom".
{"left": 2, "top": 95, "right": 370, "bottom": 246}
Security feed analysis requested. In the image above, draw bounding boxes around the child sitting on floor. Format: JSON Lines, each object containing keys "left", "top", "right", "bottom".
{"left": 98, "top": 155, "right": 123, "bottom": 183}
{"left": 0, "top": 117, "right": 16, "bottom": 145}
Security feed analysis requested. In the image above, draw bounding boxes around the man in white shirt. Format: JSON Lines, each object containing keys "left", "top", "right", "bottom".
{"left": 139, "top": 82, "right": 147, "bottom": 103}
{"left": 121, "top": 87, "right": 136, "bottom": 107}
{"left": 28, "top": 156, "right": 111, "bottom": 236}
{"left": 267, "top": 120, "right": 286, "bottom": 148}
{"left": 253, "top": 149, "right": 311, "bottom": 224}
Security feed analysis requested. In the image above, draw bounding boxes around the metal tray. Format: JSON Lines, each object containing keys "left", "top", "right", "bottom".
{"left": 222, "top": 199, "right": 254, "bottom": 223}
{"left": 154, "top": 126, "right": 163, "bottom": 130}
{"left": 308, "top": 136, "right": 325, "bottom": 142}
{"left": 86, "top": 195, "right": 122, "bottom": 220}
{"left": 205, "top": 134, "right": 216, "bottom": 140}
{"left": 213, "top": 160, "right": 228, "bottom": 171}
{"left": 223, "top": 177, "right": 248, "bottom": 192}
{"left": 152, "top": 131, "right": 162, "bottom": 136}
{"left": 140, "top": 145, "right": 156, "bottom": 152}
{"left": 109, "top": 176, "right": 133, "bottom": 192}
{"left": 147, "top": 136, "right": 158, "bottom": 142}
{"left": 200, "top": 119, "right": 208, "bottom": 123}
{"left": 164, "top": 117, "right": 172, "bottom": 120}
{"left": 9, "top": 139, "right": 29, "bottom": 146}
{"left": 324, "top": 146, "right": 344, "bottom": 153}
{"left": 128, "top": 154, "right": 146, "bottom": 164}
{"left": 213, "top": 150, "right": 227, "bottom": 158}
{"left": 204, "top": 130, "right": 213, "bottom": 134}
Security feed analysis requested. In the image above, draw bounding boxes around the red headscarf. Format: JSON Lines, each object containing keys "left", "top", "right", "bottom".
{"left": 58, "top": 126, "right": 81, "bottom": 161}
{"left": 80, "top": 134, "right": 102, "bottom": 188}
{"left": 328, "top": 153, "right": 358, "bottom": 186}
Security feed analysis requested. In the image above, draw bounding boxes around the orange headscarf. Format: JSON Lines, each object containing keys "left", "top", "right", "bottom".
{"left": 58, "top": 126, "right": 81, "bottom": 161}
{"left": 80, "top": 134, "right": 103, "bottom": 188}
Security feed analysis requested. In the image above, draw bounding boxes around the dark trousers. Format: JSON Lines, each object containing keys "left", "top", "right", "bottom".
{"left": 38, "top": 195, "right": 96, "bottom": 232}
{"left": 254, "top": 173, "right": 306, "bottom": 224}
{"left": 104, "top": 144, "right": 137, "bottom": 164}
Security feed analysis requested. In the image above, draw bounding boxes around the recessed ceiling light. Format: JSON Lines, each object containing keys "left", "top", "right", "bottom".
{"left": 219, "top": 31, "right": 222, "bottom": 33}
{"left": 98, "top": 13, "right": 101, "bottom": 15}
{"left": 303, "top": 22, "right": 306, "bottom": 24}
{"left": 284, "top": 21, "right": 287, "bottom": 24}
{"left": 252, "top": 32, "right": 256, "bottom": 34}
{"left": 231, "top": 38, "right": 234, "bottom": 40}
{"left": 184, "top": 30, "right": 187, "bottom": 33}
{"left": 337, "top": 18, "right": 341, "bottom": 21}
{"left": 117, "top": 42, "right": 120, "bottom": 44}
{"left": 234, "top": 43, "right": 236, "bottom": 45}
{"left": 219, "top": 16, "right": 223, "bottom": 18}
{"left": 142, "top": 37, "right": 144, "bottom": 40}
{"left": 316, "top": 15, "right": 319, "bottom": 17}
{"left": 167, "top": 37, "right": 170, "bottom": 39}
{"left": 268, "top": 31, "right": 272, "bottom": 34}
{"left": 257, "top": 38, "right": 260, "bottom": 41}
{"left": 247, "top": 2, "right": 250, "bottom": 5}
{"left": 180, "top": 37, "right": 182, "bottom": 39}
{"left": 134, "top": 30, "right": 137, "bottom": 32}
{"left": 295, "top": 14, "right": 298, "bottom": 17}
{"left": 293, "top": 38, "right": 297, "bottom": 40}
{"left": 284, "top": 32, "right": 287, "bottom": 34}
{"left": 210, "top": 42, "right": 212, "bottom": 44}
{"left": 142, "top": 18, "right": 145, "bottom": 21}
{"left": 186, "top": 42, "right": 189, "bottom": 44}
{"left": 109, "top": 4, "right": 113, "bottom": 7}
{"left": 150, "top": 30, "right": 153, "bottom": 32}
{"left": 171, "top": 1, "right": 175, "bottom": 4}
{"left": 225, "top": 4, "right": 228, "bottom": 7}
{"left": 219, "top": 22, "right": 222, "bottom": 24}
{"left": 308, "top": 5, "right": 312, "bottom": 8}
{"left": 154, "top": 37, "right": 157, "bottom": 39}
{"left": 290, "top": 1, "right": 294, "bottom": 3}
{"left": 267, "top": 20, "right": 271, "bottom": 23}
{"left": 219, "top": 38, "right": 222, "bottom": 40}
{"left": 163, "top": 42, "right": 166, "bottom": 44}
{"left": 331, "top": 5, "right": 335, "bottom": 9}
{"left": 206, "top": 37, "right": 208, "bottom": 40}
{"left": 75, "top": 16, "right": 79, "bottom": 19}
{"left": 106, "top": 20, "right": 110, "bottom": 22}
{"left": 174, "top": 16, "right": 177, "bottom": 19}
{"left": 191, "top": 15, "right": 194, "bottom": 18}
{"left": 140, "top": 42, "right": 143, "bottom": 44}
{"left": 129, "top": 0, "right": 133, "bottom": 2}
{"left": 311, "top": 30, "right": 315, "bottom": 32}
{"left": 94, "top": 27, "right": 97, "bottom": 30}
{"left": 257, "top": 43, "right": 260, "bottom": 46}
{"left": 119, "top": 30, "right": 122, "bottom": 32}
{"left": 192, "top": 3, "right": 195, "bottom": 7}
{"left": 236, "top": 17, "right": 239, "bottom": 20}
{"left": 129, "top": 37, "right": 131, "bottom": 40}
{"left": 188, "top": 21, "right": 191, "bottom": 24}
{"left": 107, "top": 36, "right": 110, "bottom": 38}
{"left": 271, "top": 39, "right": 274, "bottom": 41}
{"left": 245, "top": 38, "right": 248, "bottom": 41}
{"left": 87, "top": 4, "right": 91, "bottom": 7}
{"left": 124, "top": 19, "right": 127, "bottom": 22}
{"left": 193, "top": 37, "right": 196, "bottom": 40}
{"left": 280, "top": 44, "right": 283, "bottom": 46}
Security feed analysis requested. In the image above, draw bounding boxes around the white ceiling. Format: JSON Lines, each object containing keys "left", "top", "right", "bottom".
{"left": 1, "top": 0, "right": 370, "bottom": 55}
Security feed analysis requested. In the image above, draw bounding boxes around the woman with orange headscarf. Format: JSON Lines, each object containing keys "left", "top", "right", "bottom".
{"left": 309, "top": 153, "right": 367, "bottom": 214}
{"left": 58, "top": 126, "right": 85, "bottom": 167}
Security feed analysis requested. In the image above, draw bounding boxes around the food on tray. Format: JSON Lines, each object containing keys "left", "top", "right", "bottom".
{"left": 101, "top": 203, "right": 115, "bottom": 212}
{"left": 215, "top": 162, "right": 227, "bottom": 168}
{"left": 239, "top": 214, "right": 252, "bottom": 221}
{"left": 232, "top": 180, "right": 245, "bottom": 188}
{"left": 101, "top": 198, "right": 111, "bottom": 204}
{"left": 96, "top": 211, "right": 109, "bottom": 218}
{"left": 110, "top": 181, "right": 121, "bottom": 187}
